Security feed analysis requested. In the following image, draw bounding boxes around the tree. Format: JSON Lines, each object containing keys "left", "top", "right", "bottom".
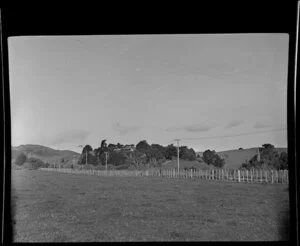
{"left": 128, "top": 150, "right": 147, "bottom": 167}
{"left": 147, "top": 146, "right": 165, "bottom": 164}
{"left": 100, "top": 139, "right": 107, "bottom": 149}
{"left": 239, "top": 147, "right": 243, "bottom": 150}
{"left": 242, "top": 145, "right": 287, "bottom": 170}
{"left": 202, "top": 149, "right": 215, "bottom": 165}
{"left": 136, "top": 140, "right": 150, "bottom": 153}
{"left": 108, "top": 151, "right": 127, "bottom": 166}
{"left": 25, "top": 157, "right": 47, "bottom": 169}
{"left": 116, "top": 143, "right": 124, "bottom": 149}
{"left": 262, "top": 143, "right": 275, "bottom": 150}
{"left": 179, "top": 146, "right": 196, "bottom": 161}
{"left": 165, "top": 144, "right": 177, "bottom": 160}
{"left": 15, "top": 152, "right": 27, "bottom": 166}
{"left": 79, "top": 145, "right": 98, "bottom": 165}
{"left": 279, "top": 151, "right": 288, "bottom": 170}
{"left": 82, "top": 145, "right": 93, "bottom": 154}
{"left": 108, "top": 143, "right": 117, "bottom": 150}
{"left": 202, "top": 149, "right": 224, "bottom": 168}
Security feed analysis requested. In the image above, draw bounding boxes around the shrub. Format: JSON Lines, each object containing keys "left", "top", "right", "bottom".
{"left": 15, "top": 152, "right": 27, "bottom": 166}
{"left": 202, "top": 149, "right": 225, "bottom": 168}
{"left": 22, "top": 158, "right": 47, "bottom": 170}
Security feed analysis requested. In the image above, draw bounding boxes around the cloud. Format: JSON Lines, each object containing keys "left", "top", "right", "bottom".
{"left": 47, "top": 129, "right": 90, "bottom": 145}
{"left": 254, "top": 122, "right": 270, "bottom": 129}
{"left": 112, "top": 122, "right": 140, "bottom": 135}
{"left": 225, "top": 120, "right": 243, "bottom": 129}
{"left": 166, "top": 123, "right": 215, "bottom": 133}
{"left": 185, "top": 125, "right": 215, "bottom": 132}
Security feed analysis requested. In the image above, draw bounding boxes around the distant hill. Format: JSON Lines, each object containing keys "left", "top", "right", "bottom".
{"left": 217, "top": 147, "right": 288, "bottom": 170}
{"left": 11, "top": 144, "right": 80, "bottom": 164}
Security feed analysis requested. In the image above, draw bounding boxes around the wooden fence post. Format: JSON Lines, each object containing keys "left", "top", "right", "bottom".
{"left": 238, "top": 170, "right": 241, "bottom": 182}
{"left": 271, "top": 170, "right": 274, "bottom": 183}
{"left": 265, "top": 170, "right": 267, "bottom": 183}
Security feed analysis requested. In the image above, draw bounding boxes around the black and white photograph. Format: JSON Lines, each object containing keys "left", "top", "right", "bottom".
{"left": 2, "top": 6, "right": 297, "bottom": 242}
{"left": 8, "top": 33, "right": 291, "bottom": 242}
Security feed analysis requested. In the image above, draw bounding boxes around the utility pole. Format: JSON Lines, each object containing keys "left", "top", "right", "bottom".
{"left": 174, "top": 139, "right": 180, "bottom": 172}
{"left": 257, "top": 147, "right": 261, "bottom": 162}
{"left": 85, "top": 149, "right": 87, "bottom": 165}
{"left": 105, "top": 152, "right": 108, "bottom": 171}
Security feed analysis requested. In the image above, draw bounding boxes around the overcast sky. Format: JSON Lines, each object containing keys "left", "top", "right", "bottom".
{"left": 8, "top": 34, "right": 288, "bottom": 152}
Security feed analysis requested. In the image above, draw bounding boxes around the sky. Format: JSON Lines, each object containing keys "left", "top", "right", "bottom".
{"left": 8, "top": 34, "right": 289, "bottom": 153}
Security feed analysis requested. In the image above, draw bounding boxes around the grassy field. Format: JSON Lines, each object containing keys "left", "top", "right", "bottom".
{"left": 162, "top": 159, "right": 214, "bottom": 170}
{"left": 11, "top": 169, "right": 289, "bottom": 242}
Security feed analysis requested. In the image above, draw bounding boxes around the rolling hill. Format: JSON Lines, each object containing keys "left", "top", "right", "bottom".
{"left": 12, "top": 144, "right": 80, "bottom": 165}
{"left": 11, "top": 144, "right": 288, "bottom": 170}
{"left": 217, "top": 147, "right": 288, "bottom": 170}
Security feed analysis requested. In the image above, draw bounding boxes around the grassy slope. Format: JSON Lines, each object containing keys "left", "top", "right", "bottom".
{"left": 11, "top": 144, "right": 80, "bottom": 164}
{"left": 11, "top": 170, "right": 289, "bottom": 242}
{"left": 217, "top": 147, "right": 288, "bottom": 170}
{"left": 218, "top": 148, "right": 258, "bottom": 170}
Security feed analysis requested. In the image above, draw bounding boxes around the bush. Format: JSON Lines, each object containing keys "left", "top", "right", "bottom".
{"left": 202, "top": 149, "right": 225, "bottom": 168}
{"left": 22, "top": 157, "right": 47, "bottom": 170}
{"left": 15, "top": 152, "right": 27, "bottom": 166}
{"left": 11, "top": 163, "right": 23, "bottom": 170}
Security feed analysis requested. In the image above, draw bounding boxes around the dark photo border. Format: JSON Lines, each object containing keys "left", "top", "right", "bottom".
{"left": 0, "top": 4, "right": 298, "bottom": 244}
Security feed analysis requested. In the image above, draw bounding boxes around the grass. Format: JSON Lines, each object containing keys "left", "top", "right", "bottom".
{"left": 11, "top": 169, "right": 289, "bottom": 242}
{"left": 162, "top": 159, "right": 212, "bottom": 170}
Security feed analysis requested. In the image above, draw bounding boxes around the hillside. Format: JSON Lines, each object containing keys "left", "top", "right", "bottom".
{"left": 12, "top": 144, "right": 80, "bottom": 165}
{"left": 217, "top": 147, "right": 288, "bottom": 170}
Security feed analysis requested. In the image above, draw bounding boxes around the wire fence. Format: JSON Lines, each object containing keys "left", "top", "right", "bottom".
{"left": 40, "top": 168, "right": 289, "bottom": 185}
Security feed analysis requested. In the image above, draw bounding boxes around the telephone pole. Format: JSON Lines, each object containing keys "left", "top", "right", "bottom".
{"left": 105, "top": 152, "right": 108, "bottom": 171}
{"left": 174, "top": 139, "right": 180, "bottom": 172}
{"left": 257, "top": 147, "right": 261, "bottom": 162}
{"left": 85, "top": 149, "right": 87, "bottom": 165}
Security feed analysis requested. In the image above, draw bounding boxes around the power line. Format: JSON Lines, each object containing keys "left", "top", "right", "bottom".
{"left": 178, "top": 128, "right": 287, "bottom": 141}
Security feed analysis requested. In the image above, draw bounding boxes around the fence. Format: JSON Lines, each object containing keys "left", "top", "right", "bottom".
{"left": 40, "top": 168, "right": 289, "bottom": 184}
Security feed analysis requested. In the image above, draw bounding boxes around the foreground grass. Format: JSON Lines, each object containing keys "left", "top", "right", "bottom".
{"left": 11, "top": 169, "right": 289, "bottom": 242}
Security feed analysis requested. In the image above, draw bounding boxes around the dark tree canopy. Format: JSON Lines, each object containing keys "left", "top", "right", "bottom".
{"left": 262, "top": 143, "right": 275, "bottom": 150}
{"left": 136, "top": 140, "right": 150, "bottom": 153}
{"left": 241, "top": 146, "right": 288, "bottom": 170}
{"left": 202, "top": 149, "right": 224, "bottom": 168}
{"left": 165, "top": 144, "right": 177, "bottom": 160}
{"left": 100, "top": 139, "right": 107, "bottom": 148}
{"left": 15, "top": 152, "right": 27, "bottom": 166}
{"left": 82, "top": 145, "right": 93, "bottom": 154}
{"left": 128, "top": 150, "right": 147, "bottom": 167}
{"left": 179, "top": 146, "right": 196, "bottom": 161}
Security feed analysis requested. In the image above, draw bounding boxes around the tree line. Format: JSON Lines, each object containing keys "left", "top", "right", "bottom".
{"left": 12, "top": 141, "right": 288, "bottom": 170}
{"left": 241, "top": 144, "right": 288, "bottom": 170}
{"left": 77, "top": 139, "right": 200, "bottom": 168}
